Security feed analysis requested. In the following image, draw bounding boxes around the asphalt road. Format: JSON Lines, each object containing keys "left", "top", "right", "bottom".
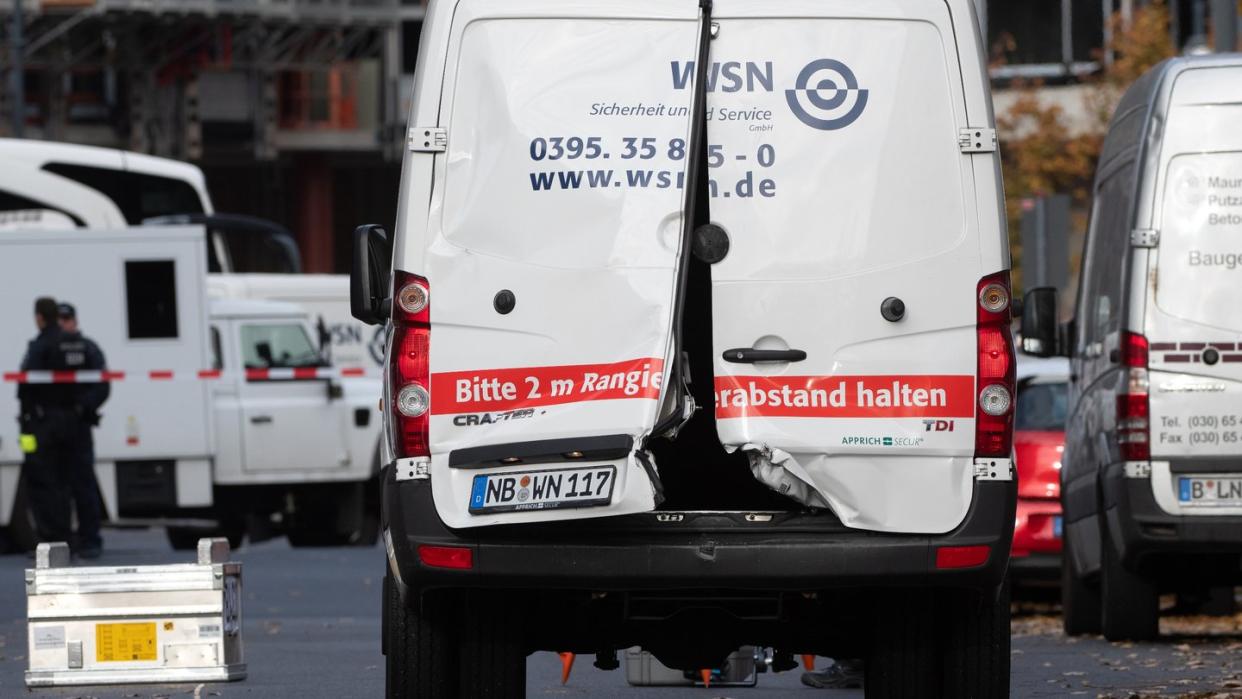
{"left": 1, "top": 529, "right": 1240, "bottom": 698}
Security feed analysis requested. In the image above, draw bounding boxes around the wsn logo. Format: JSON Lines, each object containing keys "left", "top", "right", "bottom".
{"left": 784, "top": 59, "right": 869, "bottom": 131}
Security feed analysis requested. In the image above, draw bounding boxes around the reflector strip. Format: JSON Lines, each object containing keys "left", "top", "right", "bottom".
{"left": 935, "top": 544, "right": 990, "bottom": 569}
{"left": 417, "top": 544, "right": 474, "bottom": 570}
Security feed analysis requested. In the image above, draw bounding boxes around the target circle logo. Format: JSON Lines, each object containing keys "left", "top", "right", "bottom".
{"left": 784, "top": 59, "right": 869, "bottom": 130}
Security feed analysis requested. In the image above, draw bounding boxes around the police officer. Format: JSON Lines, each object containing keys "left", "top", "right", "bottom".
{"left": 57, "top": 302, "right": 109, "bottom": 558}
{"left": 17, "top": 297, "right": 75, "bottom": 548}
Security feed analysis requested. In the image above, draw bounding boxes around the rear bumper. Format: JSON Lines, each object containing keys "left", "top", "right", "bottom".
{"left": 1102, "top": 463, "right": 1242, "bottom": 572}
{"left": 1012, "top": 497, "right": 1062, "bottom": 557}
{"left": 384, "top": 468, "right": 1016, "bottom": 593}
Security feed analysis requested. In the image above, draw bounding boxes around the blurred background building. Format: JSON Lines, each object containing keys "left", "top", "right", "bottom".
{"left": 1, "top": 0, "right": 1239, "bottom": 274}
{"left": 2, "top": 0, "right": 427, "bottom": 272}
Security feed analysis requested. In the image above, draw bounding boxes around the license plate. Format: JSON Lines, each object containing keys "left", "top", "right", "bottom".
{"left": 1053, "top": 515, "right": 1062, "bottom": 538}
{"left": 469, "top": 465, "right": 616, "bottom": 514}
{"left": 1178, "top": 476, "right": 1242, "bottom": 506}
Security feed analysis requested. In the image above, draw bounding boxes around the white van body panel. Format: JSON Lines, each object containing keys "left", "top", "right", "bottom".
{"left": 0, "top": 227, "right": 214, "bottom": 524}
{"left": 396, "top": 0, "right": 1007, "bottom": 531}
{"left": 1133, "top": 60, "right": 1242, "bottom": 515}
{"left": 705, "top": 0, "right": 994, "bottom": 533}
{"left": 421, "top": 0, "right": 701, "bottom": 528}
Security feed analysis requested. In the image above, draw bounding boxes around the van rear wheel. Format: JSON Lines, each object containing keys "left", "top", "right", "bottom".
{"left": 939, "top": 583, "right": 1010, "bottom": 698}
{"left": 383, "top": 572, "right": 457, "bottom": 698}
{"left": 864, "top": 590, "right": 937, "bottom": 698}
{"left": 1100, "top": 532, "right": 1159, "bottom": 641}
{"left": 1061, "top": 526, "right": 1102, "bottom": 636}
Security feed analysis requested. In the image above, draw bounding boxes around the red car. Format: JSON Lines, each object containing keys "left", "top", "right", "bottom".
{"left": 1009, "top": 372, "right": 1068, "bottom": 584}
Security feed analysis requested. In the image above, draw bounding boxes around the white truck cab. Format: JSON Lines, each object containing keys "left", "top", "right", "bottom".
{"left": 360, "top": 1, "right": 1016, "bottom": 696}
{"left": 0, "top": 227, "right": 382, "bottom": 550}
{"left": 1024, "top": 54, "right": 1242, "bottom": 642}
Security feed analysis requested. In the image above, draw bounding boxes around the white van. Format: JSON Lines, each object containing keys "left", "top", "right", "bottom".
{"left": 0, "top": 227, "right": 382, "bottom": 549}
{"left": 360, "top": 1, "right": 1015, "bottom": 696}
{"left": 1023, "top": 54, "right": 1242, "bottom": 641}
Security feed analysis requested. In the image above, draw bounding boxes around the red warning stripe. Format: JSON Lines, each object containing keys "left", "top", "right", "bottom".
{"left": 430, "top": 357, "right": 665, "bottom": 414}
{"left": 714, "top": 375, "right": 976, "bottom": 419}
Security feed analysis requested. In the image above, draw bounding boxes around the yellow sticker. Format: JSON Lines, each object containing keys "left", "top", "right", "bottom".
{"left": 95, "top": 622, "right": 157, "bottom": 662}
{"left": 19, "top": 434, "right": 36, "bottom": 454}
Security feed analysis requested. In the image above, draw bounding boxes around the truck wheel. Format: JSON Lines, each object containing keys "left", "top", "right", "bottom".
{"left": 1100, "top": 531, "right": 1158, "bottom": 641}
{"left": 1061, "top": 527, "right": 1102, "bottom": 636}
{"left": 940, "top": 583, "right": 1010, "bottom": 698}
{"left": 458, "top": 590, "right": 526, "bottom": 698}
{"left": 864, "top": 590, "right": 937, "bottom": 698}
{"left": 384, "top": 571, "right": 457, "bottom": 698}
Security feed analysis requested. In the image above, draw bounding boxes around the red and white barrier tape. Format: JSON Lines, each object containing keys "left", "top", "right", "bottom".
{"left": 2, "top": 367, "right": 376, "bottom": 384}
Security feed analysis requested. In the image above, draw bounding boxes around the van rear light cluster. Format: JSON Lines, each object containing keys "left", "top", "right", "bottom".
{"left": 1117, "top": 331, "right": 1150, "bottom": 460}
{"left": 390, "top": 270, "right": 431, "bottom": 458}
{"left": 974, "top": 272, "right": 1016, "bottom": 458}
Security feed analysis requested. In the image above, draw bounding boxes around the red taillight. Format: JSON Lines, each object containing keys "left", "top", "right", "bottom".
{"left": 417, "top": 544, "right": 473, "bottom": 570}
{"left": 390, "top": 270, "right": 430, "bottom": 459}
{"left": 935, "top": 544, "right": 990, "bottom": 569}
{"left": 975, "top": 272, "right": 1016, "bottom": 459}
{"left": 1117, "top": 331, "right": 1150, "bottom": 460}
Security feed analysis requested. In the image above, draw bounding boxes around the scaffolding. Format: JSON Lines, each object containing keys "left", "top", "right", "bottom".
{"left": 2, "top": 0, "right": 422, "bottom": 159}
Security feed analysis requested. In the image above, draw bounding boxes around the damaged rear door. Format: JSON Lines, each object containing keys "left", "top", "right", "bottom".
{"left": 707, "top": 1, "right": 986, "bottom": 533}
{"left": 422, "top": 1, "right": 706, "bottom": 527}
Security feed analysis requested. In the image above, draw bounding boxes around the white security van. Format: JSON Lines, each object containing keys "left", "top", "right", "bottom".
{"left": 359, "top": 1, "right": 1015, "bottom": 696}
{"left": 1023, "top": 55, "right": 1242, "bottom": 642}
{"left": 0, "top": 227, "right": 382, "bottom": 549}
{"left": 0, "top": 138, "right": 380, "bottom": 368}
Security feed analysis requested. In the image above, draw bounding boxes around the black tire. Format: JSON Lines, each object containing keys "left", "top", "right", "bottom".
{"left": 458, "top": 590, "right": 527, "bottom": 699}
{"left": 1100, "top": 530, "right": 1159, "bottom": 641}
{"left": 940, "top": 583, "right": 1011, "bottom": 699}
{"left": 864, "top": 590, "right": 937, "bottom": 698}
{"left": 5, "top": 476, "right": 40, "bottom": 553}
{"left": 166, "top": 523, "right": 245, "bottom": 551}
{"left": 384, "top": 571, "right": 457, "bottom": 698}
{"left": 1062, "top": 527, "right": 1102, "bottom": 636}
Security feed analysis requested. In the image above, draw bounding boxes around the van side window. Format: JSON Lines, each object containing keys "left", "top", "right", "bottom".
{"left": 0, "top": 188, "right": 86, "bottom": 226}
{"left": 1078, "top": 162, "right": 1134, "bottom": 359}
{"left": 210, "top": 326, "right": 224, "bottom": 370}
{"left": 125, "top": 260, "right": 179, "bottom": 339}
{"left": 41, "top": 163, "right": 205, "bottom": 224}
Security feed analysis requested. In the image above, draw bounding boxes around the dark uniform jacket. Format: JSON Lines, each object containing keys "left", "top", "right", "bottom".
{"left": 58, "top": 330, "right": 110, "bottom": 423}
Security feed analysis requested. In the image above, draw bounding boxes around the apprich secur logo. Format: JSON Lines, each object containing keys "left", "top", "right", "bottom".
{"left": 784, "top": 59, "right": 868, "bottom": 130}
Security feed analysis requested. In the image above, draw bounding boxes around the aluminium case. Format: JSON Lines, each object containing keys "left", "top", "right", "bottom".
{"left": 25, "top": 540, "right": 245, "bottom": 687}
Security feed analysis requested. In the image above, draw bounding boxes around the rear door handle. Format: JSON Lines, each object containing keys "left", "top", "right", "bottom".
{"left": 722, "top": 348, "right": 807, "bottom": 363}
{"left": 250, "top": 416, "right": 273, "bottom": 425}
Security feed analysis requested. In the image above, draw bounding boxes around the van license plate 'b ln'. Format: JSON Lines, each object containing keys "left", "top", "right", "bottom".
{"left": 469, "top": 466, "right": 616, "bottom": 514}
{"left": 1178, "top": 476, "right": 1242, "bottom": 506}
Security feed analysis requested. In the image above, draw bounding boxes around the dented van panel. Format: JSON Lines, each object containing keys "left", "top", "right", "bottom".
{"left": 420, "top": 3, "right": 702, "bottom": 527}
{"left": 706, "top": 1, "right": 985, "bottom": 532}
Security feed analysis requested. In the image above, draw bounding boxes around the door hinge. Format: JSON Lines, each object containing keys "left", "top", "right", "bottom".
{"left": 973, "top": 457, "right": 1014, "bottom": 481}
{"left": 408, "top": 127, "right": 447, "bottom": 153}
{"left": 394, "top": 457, "right": 431, "bottom": 481}
{"left": 958, "top": 127, "right": 997, "bottom": 153}
{"left": 1130, "top": 228, "right": 1159, "bottom": 247}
